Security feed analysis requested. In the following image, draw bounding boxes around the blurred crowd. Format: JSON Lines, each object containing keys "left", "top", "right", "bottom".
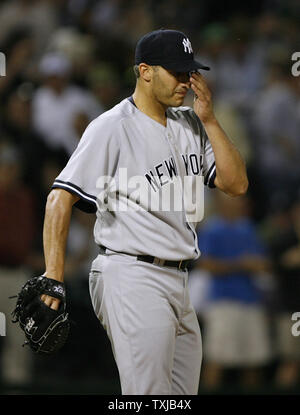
{"left": 0, "top": 0, "right": 300, "bottom": 395}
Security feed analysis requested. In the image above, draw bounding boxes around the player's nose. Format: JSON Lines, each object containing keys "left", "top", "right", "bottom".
{"left": 177, "top": 72, "right": 191, "bottom": 84}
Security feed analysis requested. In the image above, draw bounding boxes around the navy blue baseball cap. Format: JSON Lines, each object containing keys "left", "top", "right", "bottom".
{"left": 135, "top": 29, "right": 210, "bottom": 73}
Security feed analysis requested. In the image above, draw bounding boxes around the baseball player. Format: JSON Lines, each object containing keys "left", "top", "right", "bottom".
{"left": 41, "top": 29, "right": 248, "bottom": 395}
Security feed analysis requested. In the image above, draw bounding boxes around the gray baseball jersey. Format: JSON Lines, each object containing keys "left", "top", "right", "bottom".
{"left": 52, "top": 97, "right": 216, "bottom": 260}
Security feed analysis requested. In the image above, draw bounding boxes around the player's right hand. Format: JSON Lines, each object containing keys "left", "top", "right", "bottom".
{"left": 190, "top": 72, "right": 214, "bottom": 124}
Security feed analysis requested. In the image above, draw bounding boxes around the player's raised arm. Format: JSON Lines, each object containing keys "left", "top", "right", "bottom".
{"left": 190, "top": 72, "right": 248, "bottom": 197}
{"left": 42, "top": 188, "right": 79, "bottom": 309}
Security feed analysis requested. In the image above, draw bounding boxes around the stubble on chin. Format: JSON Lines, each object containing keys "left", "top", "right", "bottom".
{"left": 171, "top": 95, "right": 185, "bottom": 107}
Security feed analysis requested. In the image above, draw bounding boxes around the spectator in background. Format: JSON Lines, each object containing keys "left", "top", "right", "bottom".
{"left": 66, "top": 0, "right": 123, "bottom": 36}
{"left": 115, "top": 0, "right": 154, "bottom": 45}
{"left": 262, "top": 195, "right": 300, "bottom": 390}
{"left": 87, "top": 63, "right": 122, "bottom": 110}
{"left": 46, "top": 27, "right": 98, "bottom": 87}
{"left": 1, "top": 84, "right": 49, "bottom": 192}
{"left": 198, "top": 18, "right": 266, "bottom": 111}
{"left": 0, "top": 27, "right": 35, "bottom": 101}
{"left": 196, "top": 192, "right": 272, "bottom": 391}
{"left": 251, "top": 13, "right": 294, "bottom": 57}
{"left": 195, "top": 23, "right": 229, "bottom": 89}
{"left": 0, "top": 142, "right": 35, "bottom": 388}
{"left": 32, "top": 52, "right": 103, "bottom": 156}
{"left": 0, "top": 143, "right": 36, "bottom": 266}
{"left": 251, "top": 49, "right": 300, "bottom": 213}
{"left": 0, "top": 0, "right": 59, "bottom": 57}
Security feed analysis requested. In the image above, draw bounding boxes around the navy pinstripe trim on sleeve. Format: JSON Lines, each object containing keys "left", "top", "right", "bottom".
{"left": 204, "top": 163, "right": 216, "bottom": 188}
{"left": 52, "top": 180, "right": 97, "bottom": 213}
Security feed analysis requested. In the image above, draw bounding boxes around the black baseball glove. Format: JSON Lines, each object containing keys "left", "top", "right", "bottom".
{"left": 11, "top": 275, "right": 70, "bottom": 354}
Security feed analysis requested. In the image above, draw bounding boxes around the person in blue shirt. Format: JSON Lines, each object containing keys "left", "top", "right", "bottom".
{"left": 196, "top": 192, "right": 272, "bottom": 390}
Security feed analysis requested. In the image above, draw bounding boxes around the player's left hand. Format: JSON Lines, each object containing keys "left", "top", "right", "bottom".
{"left": 11, "top": 275, "right": 70, "bottom": 354}
{"left": 190, "top": 72, "right": 215, "bottom": 124}
{"left": 41, "top": 294, "right": 60, "bottom": 311}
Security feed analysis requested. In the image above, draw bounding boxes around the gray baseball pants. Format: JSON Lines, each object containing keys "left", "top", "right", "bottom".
{"left": 89, "top": 250, "right": 202, "bottom": 395}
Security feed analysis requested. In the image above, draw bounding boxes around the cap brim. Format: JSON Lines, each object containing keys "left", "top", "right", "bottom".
{"left": 162, "top": 59, "right": 210, "bottom": 73}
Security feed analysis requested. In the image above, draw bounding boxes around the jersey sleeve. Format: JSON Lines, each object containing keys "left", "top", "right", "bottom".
{"left": 52, "top": 117, "right": 120, "bottom": 213}
{"left": 186, "top": 108, "right": 216, "bottom": 188}
{"left": 200, "top": 124, "right": 216, "bottom": 188}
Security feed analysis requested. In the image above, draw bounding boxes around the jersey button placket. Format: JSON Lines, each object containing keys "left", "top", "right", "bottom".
{"left": 167, "top": 132, "right": 179, "bottom": 152}
{"left": 166, "top": 131, "right": 198, "bottom": 242}
{"left": 165, "top": 130, "right": 189, "bottom": 230}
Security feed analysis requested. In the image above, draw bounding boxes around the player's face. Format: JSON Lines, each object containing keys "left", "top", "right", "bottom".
{"left": 151, "top": 66, "right": 191, "bottom": 107}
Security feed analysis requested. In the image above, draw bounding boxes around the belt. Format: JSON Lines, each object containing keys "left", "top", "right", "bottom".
{"left": 99, "top": 245, "right": 190, "bottom": 271}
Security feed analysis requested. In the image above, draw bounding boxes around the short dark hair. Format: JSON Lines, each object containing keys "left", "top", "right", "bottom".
{"left": 133, "top": 65, "right": 140, "bottom": 79}
{"left": 133, "top": 64, "right": 160, "bottom": 80}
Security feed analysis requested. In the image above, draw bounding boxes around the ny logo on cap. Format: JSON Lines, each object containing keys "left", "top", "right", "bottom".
{"left": 182, "top": 38, "right": 193, "bottom": 54}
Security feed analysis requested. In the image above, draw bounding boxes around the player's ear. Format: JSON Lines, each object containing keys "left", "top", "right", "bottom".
{"left": 139, "top": 63, "right": 152, "bottom": 82}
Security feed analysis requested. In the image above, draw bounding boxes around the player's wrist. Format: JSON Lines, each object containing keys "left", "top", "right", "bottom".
{"left": 43, "top": 271, "right": 64, "bottom": 283}
{"left": 201, "top": 115, "right": 218, "bottom": 127}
